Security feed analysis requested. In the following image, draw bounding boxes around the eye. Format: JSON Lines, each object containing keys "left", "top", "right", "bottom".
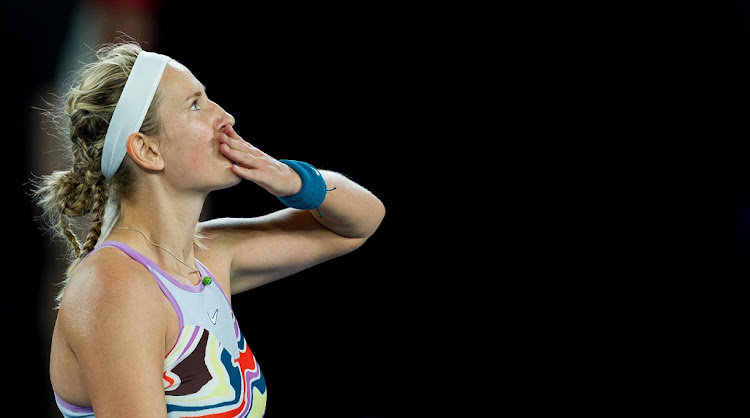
{"left": 190, "top": 100, "right": 201, "bottom": 111}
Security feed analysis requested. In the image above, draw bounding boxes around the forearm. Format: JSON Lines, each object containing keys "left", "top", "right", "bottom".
{"left": 312, "top": 170, "right": 385, "bottom": 239}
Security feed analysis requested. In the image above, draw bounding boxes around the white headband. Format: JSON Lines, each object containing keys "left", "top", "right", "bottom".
{"left": 101, "top": 50, "right": 171, "bottom": 179}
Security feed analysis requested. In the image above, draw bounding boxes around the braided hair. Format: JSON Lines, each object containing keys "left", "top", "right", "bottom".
{"left": 34, "top": 41, "right": 163, "bottom": 306}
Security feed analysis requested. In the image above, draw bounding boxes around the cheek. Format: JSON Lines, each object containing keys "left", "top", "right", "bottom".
{"left": 161, "top": 117, "right": 221, "bottom": 172}
{"left": 165, "top": 120, "right": 213, "bottom": 151}
{"left": 161, "top": 137, "right": 206, "bottom": 172}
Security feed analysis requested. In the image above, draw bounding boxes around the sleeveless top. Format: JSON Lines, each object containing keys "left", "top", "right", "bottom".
{"left": 53, "top": 241, "right": 267, "bottom": 417}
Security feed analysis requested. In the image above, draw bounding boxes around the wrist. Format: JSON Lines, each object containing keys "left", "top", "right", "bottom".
{"left": 277, "top": 159, "right": 327, "bottom": 210}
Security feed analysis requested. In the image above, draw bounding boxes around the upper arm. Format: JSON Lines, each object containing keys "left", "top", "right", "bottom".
{"left": 197, "top": 208, "right": 366, "bottom": 294}
{"left": 60, "top": 250, "right": 169, "bottom": 417}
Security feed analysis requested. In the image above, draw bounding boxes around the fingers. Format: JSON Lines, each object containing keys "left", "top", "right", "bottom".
{"left": 217, "top": 127, "right": 301, "bottom": 196}
{"left": 220, "top": 141, "right": 263, "bottom": 167}
{"left": 225, "top": 124, "right": 240, "bottom": 140}
{"left": 219, "top": 128, "right": 262, "bottom": 164}
{"left": 226, "top": 151, "right": 294, "bottom": 196}
{"left": 221, "top": 140, "right": 267, "bottom": 183}
{"left": 219, "top": 129, "right": 274, "bottom": 172}
{"left": 230, "top": 162, "right": 263, "bottom": 182}
{"left": 220, "top": 129, "right": 253, "bottom": 152}
{"left": 224, "top": 126, "right": 244, "bottom": 148}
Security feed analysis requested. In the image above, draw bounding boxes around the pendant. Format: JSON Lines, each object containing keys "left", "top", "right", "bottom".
{"left": 202, "top": 276, "right": 212, "bottom": 285}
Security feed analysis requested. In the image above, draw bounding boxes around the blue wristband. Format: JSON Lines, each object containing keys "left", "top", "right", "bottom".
{"left": 277, "top": 159, "right": 327, "bottom": 210}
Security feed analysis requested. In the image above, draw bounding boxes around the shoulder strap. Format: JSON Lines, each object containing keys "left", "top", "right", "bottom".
{"left": 87, "top": 240, "right": 185, "bottom": 329}
{"left": 86, "top": 240, "right": 152, "bottom": 266}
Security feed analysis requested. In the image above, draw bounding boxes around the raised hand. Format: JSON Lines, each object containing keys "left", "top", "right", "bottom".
{"left": 219, "top": 125, "right": 302, "bottom": 197}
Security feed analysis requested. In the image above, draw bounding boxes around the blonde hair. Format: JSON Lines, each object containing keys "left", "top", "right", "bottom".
{"left": 34, "top": 41, "right": 163, "bottom": 306}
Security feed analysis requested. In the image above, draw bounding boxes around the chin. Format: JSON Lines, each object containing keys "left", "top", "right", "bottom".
{"left": 199, "top": 160, "right": 240, "bottom": 192}
{"left": 213, "top": 167, "right": 242, "bottom": 190}
{"left": 213, "top": 154, "right": 242, "bottom": 186}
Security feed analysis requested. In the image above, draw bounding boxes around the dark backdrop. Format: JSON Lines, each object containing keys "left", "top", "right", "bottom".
{"left": 703, "top": 0, "right": 750, "bottom": 403}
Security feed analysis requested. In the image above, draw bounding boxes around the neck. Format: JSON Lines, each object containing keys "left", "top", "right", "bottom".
{"left": 113, "top": 184, "right": 207, "bottom": 264}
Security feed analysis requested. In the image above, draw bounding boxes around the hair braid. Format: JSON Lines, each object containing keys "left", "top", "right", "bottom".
{"left": 82, "top": 178, "right": 109, "bottom": 255}
{"left": 32, "top": 41, "right": 163, "bottom": 307}
{"left": 57, "top": 208, "right": 82, "bottom": 259}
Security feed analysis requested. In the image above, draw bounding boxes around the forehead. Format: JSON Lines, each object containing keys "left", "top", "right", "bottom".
{"left": 159, "top": 61, "right": 203, "bottom": 99}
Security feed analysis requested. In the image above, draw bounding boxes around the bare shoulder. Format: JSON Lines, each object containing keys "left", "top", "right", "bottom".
{"left": 54, "top": 247, "right": 171, "bottom": 413}
{"left": 58, "top": 247, "right": 168, "bottom": 353}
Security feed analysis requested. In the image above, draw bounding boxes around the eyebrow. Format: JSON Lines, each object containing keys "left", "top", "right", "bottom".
{"left": 185, "top": 84, "right": 207, "bottom": 101}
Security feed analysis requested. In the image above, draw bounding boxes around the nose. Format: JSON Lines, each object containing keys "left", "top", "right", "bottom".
{"left": 213, "top": 101, "right": 235, "bottom": 132}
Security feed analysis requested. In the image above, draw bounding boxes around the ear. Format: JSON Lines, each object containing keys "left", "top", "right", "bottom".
{"left": 125, "top": 132, "right": 164, "bottom": 173}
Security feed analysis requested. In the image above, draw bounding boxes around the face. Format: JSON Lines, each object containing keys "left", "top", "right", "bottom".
{"left": 153, "top": 61, "right": 240, "bottom": 192}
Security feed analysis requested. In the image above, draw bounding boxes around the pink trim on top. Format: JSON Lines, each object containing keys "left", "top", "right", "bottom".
{"left": 88, "top": 240, "right": 212, "bottom": 334}
{"left": 96, "top": 240, "right": 206, "bottom": 290}
{"left": 54, "top": 391, "right": 93, "bottom": 413}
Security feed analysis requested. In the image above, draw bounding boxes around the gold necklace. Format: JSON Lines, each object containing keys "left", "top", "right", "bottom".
{"left": 115, "top": 226, "right": 212, "bottom": 285}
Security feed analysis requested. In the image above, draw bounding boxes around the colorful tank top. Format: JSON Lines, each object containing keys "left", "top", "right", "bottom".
{"left": 54, "top": 241, "right": 267, "bottom": 417}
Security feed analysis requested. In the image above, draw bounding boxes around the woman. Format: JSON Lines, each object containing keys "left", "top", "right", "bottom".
{"left": 35, "top": 42, "right": 385, "bottom": 417}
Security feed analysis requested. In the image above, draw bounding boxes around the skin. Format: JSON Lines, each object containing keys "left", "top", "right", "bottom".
{"left": 49, "top": 60, "right": 385, "bottom": 416}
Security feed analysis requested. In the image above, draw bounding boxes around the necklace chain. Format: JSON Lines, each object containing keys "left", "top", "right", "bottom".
{"left": 115, "top": 226, "right": 201, "bottom": 277}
